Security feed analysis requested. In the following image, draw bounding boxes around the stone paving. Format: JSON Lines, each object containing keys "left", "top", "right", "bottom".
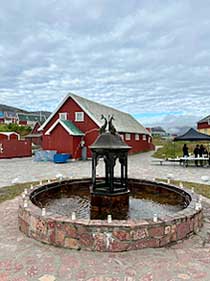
{"left": 1, "top": 152, "right": 210, "bottom": 280}
{"left": 1, "top": 197, "right": 210, "bottom": 281}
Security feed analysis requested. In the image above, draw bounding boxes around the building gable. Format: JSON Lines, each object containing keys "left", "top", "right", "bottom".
{"left": 31, "top": 122, "right": 41, "bottom": 134}
{"left": 39, "top": 93, "right": 150, "bottom": 135}
{"left": 40, "top": 95, "right": 99, "bottom": 134}
{"left": 45, "top": 119, "right": 84, "bottom": 136}
{"left": 198, "top": 115, "right": 210, "bottom": 124}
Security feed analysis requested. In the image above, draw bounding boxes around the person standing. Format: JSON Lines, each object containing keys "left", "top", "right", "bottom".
{"left": 208, "top": 151, "right": 210, "bottom": 167}
{"left": 182, "top": 144, "right": 189, "bottom": 157}
{"left": 199, "top": 144, "right": 205, "bottom": 166}
{"left": 194, "top": 144, "right": 200, "bottom": 167}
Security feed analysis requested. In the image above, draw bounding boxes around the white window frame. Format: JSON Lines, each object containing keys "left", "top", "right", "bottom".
{"left": 59, "top": 112, "right": 67, "bottom": 120}
{"left": 142, "top": 134, "right": 146, "bottom": 141}
{"left": 148, "top": 137, "right": 151, "bottom": 143}
{"left": 75, "top": 112, "right": 84, "bottom": 122}
{"left": 135, "top": 134, "right": 139, "bottom": 141}
{"left": 120, "top": 134, "right": 124, "bottom": 140}
{"left": 125, "top": 133, "right": 131, "bottom": 141}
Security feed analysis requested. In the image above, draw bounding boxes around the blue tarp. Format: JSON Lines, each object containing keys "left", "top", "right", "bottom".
{"left": 34, "top": 150, "right": 57, "bottom": 161}
{"left": 54, "top": 153, "right": 71, "bottom": 163}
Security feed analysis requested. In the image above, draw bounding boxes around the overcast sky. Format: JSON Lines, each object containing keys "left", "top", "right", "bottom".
{"left": 0, "top": 0, "right": 210, "bottom": 128}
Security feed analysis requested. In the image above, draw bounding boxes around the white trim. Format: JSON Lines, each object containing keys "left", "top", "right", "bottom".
{"left": 45, "top": 119, "right": 84, "bottom": 136}
{"left": 135, "top": 133, "right": 139, "bottom": 141}
{"left": 142, "top": 134, "right": 146, "bottom": 141}
{"left": 59, "top": 112, "right": 68, "bottom": 120}
{"left": 75, "top": 112, "right": 84, "bottom": 122}
{"left": 39, "top": 93, "right": 101, "bottom": 132}
{"left": 0, "top": 131, "right": 20, "bottom": 140}
{"left": 70, "top": 95, "right": 100, "bottom": 127}
{"left": 45, "top": 119, "right": 60, "bottom": 135}
{"left": 38, "top": 94, "right": 72, "bottom": 131}
{"left": 125, "top": 133, "right": 131, "bottom": 141}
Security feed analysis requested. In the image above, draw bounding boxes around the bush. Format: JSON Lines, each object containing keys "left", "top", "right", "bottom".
{"left": 0, "top": 123, "right": 31, "bottom": 136}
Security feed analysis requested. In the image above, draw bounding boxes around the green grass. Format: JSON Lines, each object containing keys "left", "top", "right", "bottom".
{"left": 0, "top": 180, "right": 47, "bottom": 204}
{"left": 0, "top": 123, "right": 31, "bottom": 137}
{"left": 156, "top": 178, "right": 210, "bottom": 199}
{"left": 152, "top": 136, "right": 168, "bottom": 146}
{"left": 153, "top": 140, "right": 210, "bottom": 159}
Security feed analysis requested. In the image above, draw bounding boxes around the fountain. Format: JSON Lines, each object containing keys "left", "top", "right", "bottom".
{"left": 18, "top": 116, "right": 203, "bottom": 252}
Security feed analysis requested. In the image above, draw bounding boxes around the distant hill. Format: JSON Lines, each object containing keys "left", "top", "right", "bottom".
{"left": 0, "top": 104, "right": 27, "bottom": 113}
{"left": 0, "top": 104, "right": 51, "bottom": 117}
{"left": 169, "top": 126, "right": 193, "bottom": 136}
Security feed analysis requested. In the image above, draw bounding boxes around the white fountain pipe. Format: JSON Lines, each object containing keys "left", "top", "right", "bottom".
{"left": 71, "top": 211, "right": 76, "bottom": 220}
{"left": 107, "top": 214, "right": 112, "bottom": 223}
{"left": 153, "top": 213, "right": 158, "bottom": 222}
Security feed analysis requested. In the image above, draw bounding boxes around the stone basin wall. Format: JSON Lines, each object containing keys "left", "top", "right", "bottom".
{"left": 18, "top": 178, "right": 203, "bottom": 252}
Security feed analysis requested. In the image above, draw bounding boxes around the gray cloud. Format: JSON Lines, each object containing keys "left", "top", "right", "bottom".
{"left": 0, "top": 0, "right": 210, "bottom": 127}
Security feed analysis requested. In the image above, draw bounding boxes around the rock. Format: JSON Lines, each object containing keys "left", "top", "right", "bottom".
{"left": 201, "top": 176, "right": 209, "bottom": 182}
{"left": 39, "top": 274, "right": 56, "bottom": 281}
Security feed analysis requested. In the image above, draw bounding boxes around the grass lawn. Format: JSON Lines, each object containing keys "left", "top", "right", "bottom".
{"left": 153, "top": 139, "right": 210, "bottom": 159}
{"left": 0, "top": 180, "right": 47, "bottom": 204}
{"left": 156, "top": 178, "right": 210, "bottom": 199}
{"left": 152, "top": 136, "right": 169, "bottom": 147}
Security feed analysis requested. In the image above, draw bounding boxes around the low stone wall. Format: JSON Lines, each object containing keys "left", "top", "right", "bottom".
{"left": 18, "top": 178, "right": 203, "bottom": 252}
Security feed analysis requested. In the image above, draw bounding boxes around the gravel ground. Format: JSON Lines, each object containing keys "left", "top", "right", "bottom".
{"left": 0, "top": 151, "right": 210, "bottom": 188}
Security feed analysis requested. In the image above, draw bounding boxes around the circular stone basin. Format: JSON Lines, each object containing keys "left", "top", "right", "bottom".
{"left": 18, "top": 178, "right": 203, "bottom": 252}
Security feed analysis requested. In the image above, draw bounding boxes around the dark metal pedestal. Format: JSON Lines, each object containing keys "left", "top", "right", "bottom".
{"left": 90, "top": 191, "right": 130, "bottom": 220}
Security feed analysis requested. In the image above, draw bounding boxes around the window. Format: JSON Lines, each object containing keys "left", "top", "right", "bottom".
{"left": 208, "top": 118, "right": 210, "bottom": 125}
{"left": 142, "top": 134, "right": 146, "bottom": 141}
{"left": 59, "top": 112, "right": 67, "bottom": 120}
{"left": 135, "top": 134, "right": 139, "bottom": 141}
{"left": 125, "top": 133, "right": 131, "bottom": 141}
{"left": 75, "top": 112, "right": 84, "bottom": 122}
{"left": 120, "top": 134, "right": 124, "bottom": 140}
{"left": 148, "top": 137, "right": 151, "bottom": 143}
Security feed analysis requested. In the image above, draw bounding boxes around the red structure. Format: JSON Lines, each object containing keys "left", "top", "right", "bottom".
{"left": 25, "top": 122, "right": 42, "bottom": 146}
{"left": 17, "top": 113, "right": 47, "bottom": 126}
{"left": 39, "top": 93, "right": 154, "bottom": 159}
{"left": 0, "top": 139, "right": 32, "bottom": 159}
{"left": 197, "top": 115, "right": 210, "bottom": 135}
{"left": 0, "top": 132, "right": 20, "bottom": 140}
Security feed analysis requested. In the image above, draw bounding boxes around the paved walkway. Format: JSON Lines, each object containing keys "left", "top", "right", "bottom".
{"left": 1, "top": 151, "right": 210, "bottom": 188}
{"left": 1, "top": 197, "right": 210, "bottom": 280}
{"left": 1, "top": 152, "right": 210, "bottom": 280}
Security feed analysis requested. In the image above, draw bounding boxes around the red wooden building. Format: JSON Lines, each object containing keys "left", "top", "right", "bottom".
{"left": 0, "top": 132, "right": 20, "bottom": 140}
{"left": 17, "top": 113, "right": 47, "bottom": 126}
{"left": 0, "top": 131, "right": 31, "bottom": 159}
{"left": 197, "top": 115, "right": 210, "bottom": 136}
{"left": 25, "top": 122, "right": 42, "bottom": 146}
{"left": 39, "top": 93, "right": 154, "bottom": 159}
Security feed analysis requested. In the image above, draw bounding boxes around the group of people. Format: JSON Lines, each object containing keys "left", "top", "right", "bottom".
{"left": 182, "top": 143, "right": 209, "bottom": 166}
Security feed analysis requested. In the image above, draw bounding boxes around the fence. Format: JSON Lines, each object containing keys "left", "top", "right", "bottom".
{"left": 0, "top": 139, "right": 32, "bottom": 159}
